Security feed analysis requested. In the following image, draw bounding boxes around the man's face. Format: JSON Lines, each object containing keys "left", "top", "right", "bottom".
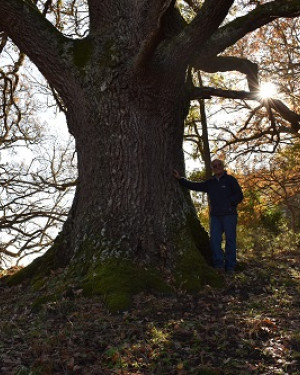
{"left": 211, "top": 160, "right": 224, "bottom": 176}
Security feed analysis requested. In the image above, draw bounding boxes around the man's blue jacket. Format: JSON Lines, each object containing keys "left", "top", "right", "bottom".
{"left": 179, "top": 171, "right": 244, "bottom": 216}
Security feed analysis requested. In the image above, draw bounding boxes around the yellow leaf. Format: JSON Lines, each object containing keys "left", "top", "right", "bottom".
{"left": 177, "top": 362, "right": 184, "bottom": 370}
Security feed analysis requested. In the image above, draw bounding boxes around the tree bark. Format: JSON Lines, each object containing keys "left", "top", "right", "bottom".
{"left": 61, "top": 43, "right": 212, "bottom": 268}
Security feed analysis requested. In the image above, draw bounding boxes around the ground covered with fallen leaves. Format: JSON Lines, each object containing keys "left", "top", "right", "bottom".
{"left": 1, "top": 247, "right": 300, "bottom": 375}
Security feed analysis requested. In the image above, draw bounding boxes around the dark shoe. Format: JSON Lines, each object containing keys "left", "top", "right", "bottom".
{"left": 215, "top": 268, "right": 225, "bottom": 275}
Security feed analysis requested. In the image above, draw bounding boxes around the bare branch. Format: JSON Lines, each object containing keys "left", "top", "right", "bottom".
{"left": 190, "top": 86, "right": 255, "bottom": 100}
{"left": 195, "top": 56, "right": 259, "bottom": 92}
{"left": 268, "top": 98, "right": 300, "bottom": 132}
{"left": 135, "top": 0, "right": 179, "bottom": 69}
{"left": 0, "top": 0, "right": 75, "bottom": 90}
{"left": 198, "top": 0, "right": 300, "bottom": 59}
{"left": 190, "top": 86, "right": 300, "bottom": 133}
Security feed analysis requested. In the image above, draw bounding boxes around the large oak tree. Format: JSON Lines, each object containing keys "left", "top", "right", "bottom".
{"left": 1, "top": 0, "right": 300, "bottom": 308}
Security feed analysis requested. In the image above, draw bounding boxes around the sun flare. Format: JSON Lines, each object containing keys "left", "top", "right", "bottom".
{"left": 259, "top": 82, "right": 277, "bottom": 99}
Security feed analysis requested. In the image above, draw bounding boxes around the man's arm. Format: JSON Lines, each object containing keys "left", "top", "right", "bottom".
{"left": 173, "top": 170, "right": 208, "bottom": 192}
{"left": 229, "top": 177, "right": 244, "bottom": 205}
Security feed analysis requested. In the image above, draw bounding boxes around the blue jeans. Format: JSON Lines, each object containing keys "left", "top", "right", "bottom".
{"left": 210, "top": 215, "right": 238, "bottom": 271}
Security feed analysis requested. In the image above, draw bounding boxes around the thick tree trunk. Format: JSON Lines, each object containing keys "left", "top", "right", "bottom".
{"left": 25, "top": 58, "right": 215, "bottom": 310}
{"left": 5, "top": 2, "right": 218, "bottom": 310}
{"left": 61, "top": 62, "right": 211, "bottom": 268}
{"left": 17, "top": 63, "right": 215, "bottom": 311}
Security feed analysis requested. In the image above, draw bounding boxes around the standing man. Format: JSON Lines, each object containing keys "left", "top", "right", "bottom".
{"left": 173, "top": 159, "right": 243, "bottom": 274}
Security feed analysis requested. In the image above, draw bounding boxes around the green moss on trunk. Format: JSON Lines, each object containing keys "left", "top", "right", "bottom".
{"left": 31, "top": 294, "right": 58, "bottom": 313}
{"left": 6, "top": 236, "right": 66, "bottom": 287}
{"left": 173, "top": 221, "right": 222, "bottom": 290}
{"left": 73, "top": 38, "right": 93, "bottom": 68}
{"left": 5, "top": 217, "right": 222, "bottom": 313}
{"left": 174, "top": 247, "right": 222, "bottom": 291}
{"left": 82, "top": 258, "right": 172, "bottom": 312}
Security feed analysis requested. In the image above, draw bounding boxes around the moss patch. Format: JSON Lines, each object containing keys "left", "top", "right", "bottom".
{"left": 7, "top": 254, "right": 51, "bottom": 287}
{"left": 6, "top": 238, "right": 65, "bottom": 287}
{"left": 31, "top": 294, "right": 57, "bottom": 313}
{"left": 73, "top": 38, "right": 93, "bottom": 68}
{"left": 67, "top": 240, "right": 95, "bottom": 279}
{"left": 186, "top": 207, "right": 212, "bottom": 265}
{"left": 172, "top": 216, "right": 221, "bottom": 291}
{"left": 82, "top": 259, "right": 172, "bottom": 312}
{"left": 174, "top": 247, "right": 222, "bottom": 291}
{"left": 4, "top": 223, "right": 220, "bottom": 313}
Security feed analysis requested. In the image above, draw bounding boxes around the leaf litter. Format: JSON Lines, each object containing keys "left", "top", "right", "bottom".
{"left": 1, "top": 248, "right": 300, "bottom": 374}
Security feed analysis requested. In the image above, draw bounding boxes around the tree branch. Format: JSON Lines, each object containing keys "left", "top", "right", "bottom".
{"left": 196, "top": 56, "right": 259, "bottom": 92}
{"left": 165, "top": 0, "right": 235, "bottom": 69}
{"left": 196, "top": 0, "right": 300, "bottom": 60}
{"left": 135, "top": 0, "right": 179, "bottom": 69}
{"left": 0, "top": 0, "right": 74, "bottom": 90}
{"left": 268, "top": 98, "right": 300, "bottom": 132}
{"left": 190, "top": 86, "right": 256, "bottom": 100}
{"left": 0, "top": 31, "right": 8, "bottom": 54}
{"left": 190, "top": 86, "right": 300, "bottom": 133}
{"left": 87, "top": 0, "right": 115, "bottom": 35}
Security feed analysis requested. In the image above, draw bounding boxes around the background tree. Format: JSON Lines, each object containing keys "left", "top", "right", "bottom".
{"left": 0, "top": 138, "right": 76, "bottom": 267}
{"left": 1, "top": 0, "right": 300, "bottom": 310}
{"left": 0, "top": 23, "right": 76, "bottom": 267}
{"left": 242, "top": 143, "right": 300, "bottom": 233}
{"left": 212, "top": 16, "right": 300, "bottom": 160}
